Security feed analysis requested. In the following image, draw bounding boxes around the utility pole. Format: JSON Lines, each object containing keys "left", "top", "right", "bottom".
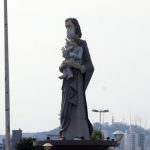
{"left": 4, "top": 0, "right": 11, "bottom": 149}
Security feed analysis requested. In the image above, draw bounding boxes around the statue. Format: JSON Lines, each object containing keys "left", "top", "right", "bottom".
{"left": 59, "top": 18, "right": 94, "bottom": 140}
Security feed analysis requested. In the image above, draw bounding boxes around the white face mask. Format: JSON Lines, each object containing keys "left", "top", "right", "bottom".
{"left": 67, "top": 28, "right": 75, "bottom": 39}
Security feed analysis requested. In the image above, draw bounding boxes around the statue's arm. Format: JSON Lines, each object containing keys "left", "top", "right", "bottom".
{"left": 63, "top": 59, "right": 81, "bottom": 70}
{"left": 70, "top": 47, "right": 83, "bottom": 60}
{"left": 60, "top": 58, "right": 86, "bottom": 74}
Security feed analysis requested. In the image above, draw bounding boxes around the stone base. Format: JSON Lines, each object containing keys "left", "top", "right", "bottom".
{"left": 33, "top": 140, "right": 118, "bottom": 150}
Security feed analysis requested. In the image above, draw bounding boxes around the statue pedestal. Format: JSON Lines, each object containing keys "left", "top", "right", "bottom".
{"left": 33, "top": 140, "right": 118, "bottom": 150}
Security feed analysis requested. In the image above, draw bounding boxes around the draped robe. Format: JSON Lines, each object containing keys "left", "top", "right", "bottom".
{"left": 60, "top": 39, "right": 94, "bottom": 140}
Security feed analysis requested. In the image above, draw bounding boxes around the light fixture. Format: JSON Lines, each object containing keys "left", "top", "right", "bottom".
{"left": 43, "top": 143, "right": 53, "bottom": 150}
{"left": 113, "top": 131, "right": 124, "bottom": 141}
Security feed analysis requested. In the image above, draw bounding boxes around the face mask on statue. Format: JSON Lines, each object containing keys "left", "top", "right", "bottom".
{"left": 67, "top": 28, "right": 75, "bottom": 39}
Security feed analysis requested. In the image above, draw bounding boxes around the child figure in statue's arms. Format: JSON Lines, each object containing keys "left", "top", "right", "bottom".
{"left": 59, "top": 39, "right": 83, "bottom": 80}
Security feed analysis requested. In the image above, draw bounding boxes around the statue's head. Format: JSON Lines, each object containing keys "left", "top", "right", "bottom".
{"left": 65, "top": 18, "right": 82, "bottom": 40}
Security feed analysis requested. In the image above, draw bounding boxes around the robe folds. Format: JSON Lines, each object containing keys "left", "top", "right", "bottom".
{"left": 60, "top": 39, "right": 94, "bottom": 140}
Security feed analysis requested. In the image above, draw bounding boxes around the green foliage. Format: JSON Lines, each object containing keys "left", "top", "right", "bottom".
{"left": 16, "top": 137, "right": 33, "bottom": 150}
{"left": 91, "top": 130, "right": 104, "bottom": 140}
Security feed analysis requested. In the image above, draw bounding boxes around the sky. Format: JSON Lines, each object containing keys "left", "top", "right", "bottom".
{"left": 0, "top": 0, "right": 150, "bottom": 134}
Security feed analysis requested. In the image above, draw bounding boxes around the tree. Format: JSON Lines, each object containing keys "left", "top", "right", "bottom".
{"left": 16, "top": 137, "right": 33, "bottom": 150}
{"left": 91, "top": 130, "right": 104, "bottom": 140}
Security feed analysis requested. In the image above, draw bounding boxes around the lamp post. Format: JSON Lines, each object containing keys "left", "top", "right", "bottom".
{"left": 92, "top": 109, "right": 109, "bottom": 131}
{"left": 43, "top": 143, "right": 53, "bottom": 150}
{"left": 113, "top": 131, "right": 124, "bottom": 150}
{"left": 4, "top": 0, "right": 11, "bottom": 149}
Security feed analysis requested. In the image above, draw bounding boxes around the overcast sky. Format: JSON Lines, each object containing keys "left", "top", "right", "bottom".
{"left": 0, "top": 0, "right": 150, "bottom": 134}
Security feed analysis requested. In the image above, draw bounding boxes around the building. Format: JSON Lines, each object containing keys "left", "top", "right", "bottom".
{"left": 11, "top": 129, "right": 22, "bottom": 150}
{"left": 123, "top": 126, "right": 145, "bottom": 150}
{"left": 2, "top": 139, "right": 5, "bottom": 150}
{"left": 102, "top": 129, "right": 109, "bottom": 139}
{"left": 135, "top": 133, "right": 145, "bottom": 150}
{"left": 124, "top": 130, "right": 136, "bottom": 150}
{"left": 0, "top": 143, "right": 3, "bottom": 150}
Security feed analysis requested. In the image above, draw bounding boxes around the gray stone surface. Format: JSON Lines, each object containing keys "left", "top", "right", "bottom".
{"left": 59, "top": 39, "right": 94, "bottom": 140}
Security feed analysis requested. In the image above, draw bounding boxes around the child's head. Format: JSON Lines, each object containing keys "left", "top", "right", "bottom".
{"left": 65, "top": 39, "right": 76, "bottom": 47}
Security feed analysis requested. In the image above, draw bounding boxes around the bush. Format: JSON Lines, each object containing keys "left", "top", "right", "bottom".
{"left": 16, "top": 137, "right": 33, "bottom": 150}
{"left": 91, "top": 130, "right": 104, "bottom": 140}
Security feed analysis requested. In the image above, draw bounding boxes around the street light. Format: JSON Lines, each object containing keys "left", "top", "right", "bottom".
{"left": 43, "top": 143, "right": 53, "bottom": 150}
{"left": 113, "top": 131, "right": 124, "bottom": 142}
{"left": 113, "top": 131, "right": 124, "bottom": 150}
{"left": 4, "top": 0, "right": 11, "bottom": 149}
{"left": 92, "top": 109, "right": 109, "bottom": 131}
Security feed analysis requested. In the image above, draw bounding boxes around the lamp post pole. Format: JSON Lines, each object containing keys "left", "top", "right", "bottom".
{"left": 4, "top": 0, "right": 11, "bottom": 149}
{"left": 92, "top": 109, "right": 109, "bottom": 132}
{"left": 99, "top": 111, "right": 102, "bottom": 131}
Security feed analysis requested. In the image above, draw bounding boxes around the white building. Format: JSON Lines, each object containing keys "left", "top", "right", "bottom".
{"left": 124, "top": 130, "right": 135, "bottom": 150}
{"left": 123, "top": 126, "right": 145, "bottom": 150}
{"left": 135, "top": 133, "right": 145, "bottom": 150}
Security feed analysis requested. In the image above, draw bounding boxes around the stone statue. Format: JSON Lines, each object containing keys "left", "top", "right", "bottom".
{"left": 59, "top": 18, "right": 94, "bottom": 140}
